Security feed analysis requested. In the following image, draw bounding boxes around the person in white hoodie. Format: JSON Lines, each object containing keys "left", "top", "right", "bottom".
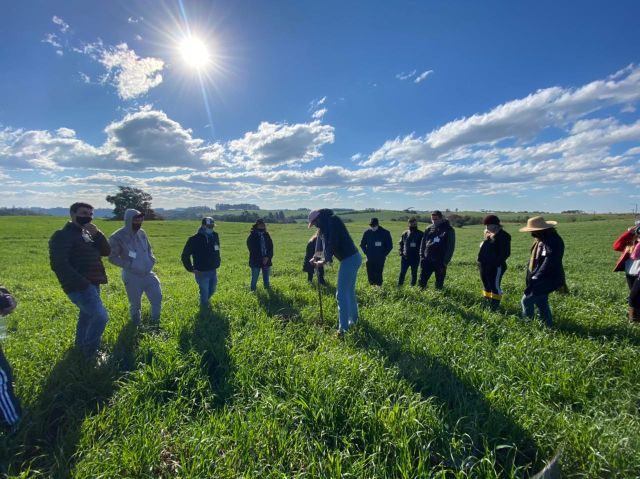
{"left": 108, "top": 209, "right": 162, "bottom": 325}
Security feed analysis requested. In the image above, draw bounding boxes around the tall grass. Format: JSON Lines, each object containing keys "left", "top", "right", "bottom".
{"left": 0, "top": 216, "right": 638, "bottom": 477}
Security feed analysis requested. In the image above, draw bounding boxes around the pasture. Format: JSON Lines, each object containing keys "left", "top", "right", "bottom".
{"left": 0, "top": 216, "right": 638, "bottom": 478}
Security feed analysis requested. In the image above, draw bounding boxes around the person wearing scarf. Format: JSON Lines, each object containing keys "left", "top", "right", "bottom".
{"left": 247, "top": 219, "right": 273, "bottom": 291}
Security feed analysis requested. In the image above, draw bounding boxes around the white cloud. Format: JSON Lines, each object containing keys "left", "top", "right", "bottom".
{"left": 79, "top": 72, "right": 91, "bottom": 83}
{"left": 52, "top": 16, "right": 69, "bottom": 33}
{"left": 396, "top": 70, "right": 416, "bottom": 81}
{"left": 229, "top": 121, "right": 334, "bottom": 168}
{"left": 414, "top": 70, "right": 433, "bottom": 83}
{"left": 135, "top": 35, "right": 143, "bottom": 41}
{"left": 312, "top": 108, "right": 327, "bottom": 120}
{"left": 128, "top": 16, "right": 143, "bottom": 24}
{"left": 99, "top": 43, "right": 164, "bottom": 100}
{"left": 310, "top": 96, "right": 327, "bottom": 109}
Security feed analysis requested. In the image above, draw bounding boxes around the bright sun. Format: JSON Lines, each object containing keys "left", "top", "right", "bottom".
{"left": 179, "top": 36, "right": 210, "bottom": 69}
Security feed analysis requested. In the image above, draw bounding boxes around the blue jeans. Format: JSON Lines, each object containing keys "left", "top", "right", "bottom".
{"left": 521, "top": 293, "right": 553, "bottom": 327}
{"left": 251, "top": 266, "right": 270, "bottom": 291}
{"left": 195, "top": 270, "right": 217, "bottom": 305}
{"left": 67, "top": 284, "right": 109, "bottom": 357}
{"left": 337, "top": 252, "right": 362, "bottom": 331}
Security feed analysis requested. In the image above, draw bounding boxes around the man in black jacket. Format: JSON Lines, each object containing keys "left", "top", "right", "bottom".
{"left": 419, "top": 210, "right": 456, "bottom": 290}
{"left": 49, "top": 202, "right": 111, "bottom": 358}
{"left": 398, "top": 217, "right": 423, "bottom": 287}
{"left": 519, "top": 216, "right": 566, "bottom": 327}
{"left": 360, "top": 218, "right": 393, "bottom": 286}
{"left": 478, "top": 215, "right": 511, "bottom": 310}
{"left": 181, "top": 217, "right": 221, "bottom": 306}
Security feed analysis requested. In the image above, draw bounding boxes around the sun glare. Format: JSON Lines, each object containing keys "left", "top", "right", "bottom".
{"left": 179, "top": 36, "right": 210, "bottom": 69}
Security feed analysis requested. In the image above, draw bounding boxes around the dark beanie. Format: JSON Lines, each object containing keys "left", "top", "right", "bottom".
{"left": 483, "top": 214, "right": 500, "bottom": 226}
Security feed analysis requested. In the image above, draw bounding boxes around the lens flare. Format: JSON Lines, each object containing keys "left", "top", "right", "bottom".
{"left": 180, "top": 36, "right": 209, "bottom": 69}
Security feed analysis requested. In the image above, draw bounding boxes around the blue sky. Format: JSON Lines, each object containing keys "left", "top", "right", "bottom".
{"left": 1, "top": 0, "right": 639, "bottom": 212}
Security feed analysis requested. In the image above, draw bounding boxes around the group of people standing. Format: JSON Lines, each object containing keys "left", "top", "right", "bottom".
{"left": 0, "top": 202, "right": 637, "bottom": 433}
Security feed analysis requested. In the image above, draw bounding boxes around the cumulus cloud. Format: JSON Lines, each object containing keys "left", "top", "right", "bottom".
{"left": 99, "top": 43, "right": 164, "bottom": 100}
{"left": 229, "top": 121, "right": 334, "bottom": 168}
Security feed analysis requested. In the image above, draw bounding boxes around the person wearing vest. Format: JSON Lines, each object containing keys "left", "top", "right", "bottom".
{"left": 519, "top": 216, "right": 566, "bottom": 327}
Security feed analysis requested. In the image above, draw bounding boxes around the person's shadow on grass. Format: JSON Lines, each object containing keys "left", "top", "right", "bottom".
{"left": 6, "top": 320, "right": 140, "bottom": 477}
{"left": 353, "top": 320, "right": 545, "bottom": 476}
{"left": 179, "top": 305, "right": 232, "bottom": 408}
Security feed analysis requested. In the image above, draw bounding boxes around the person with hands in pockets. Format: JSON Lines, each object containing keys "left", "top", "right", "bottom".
{"left": 360, "top": 217, "right": 393, "bottom": 286}
{"left": 182, "top": 217, "right": 221, "bottom": 307}
{"left": 49, "top": 202, "right": 111, "bottom": 359}
{"left": 398, "top": 217, "right": 423, "bottom": 287}
{"left": 109, "top": 209, "right": 162, "bottom": 325}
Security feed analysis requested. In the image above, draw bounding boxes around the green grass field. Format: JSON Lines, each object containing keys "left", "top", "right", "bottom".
{"left": 0, "top": 216, "right": 639, "bottom": 478}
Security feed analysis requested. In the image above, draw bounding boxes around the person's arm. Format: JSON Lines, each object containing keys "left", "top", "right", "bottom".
{"left": 49, "top": 232, "right": 91, "bottom": 290}
{"left": 398, "top": 233, "right": 404, "bottom": 256}
{"left": 0, "top": 286, "right": 17, "bottom": 316}
{"left": 494, "top": 231, "right": 511, "bottom": 265}
{"left": 419, "top": 230, "right": 427, "bottom": 259}
{"left": 444, "top": 228, "right": 456, "bottom": 265}
{"left": 181, "top": 237, "right": 194, "bottom": 272}
{"left": 267, "top": 233, "right": 274, "bottom": 259}
{"left": 360, "top": 231, "right": 367, "bottom": 255}
{"left": 108, "top": 234, "right": 130, "bottom": 268}
{"left": 92, "top": 230, "right": 111, "bottom": 256}
{"left": 384, "top": 230, "right": 393, "bottom": 257}
{"left": 533, "top": 236, "right": 563, "bottom": 279}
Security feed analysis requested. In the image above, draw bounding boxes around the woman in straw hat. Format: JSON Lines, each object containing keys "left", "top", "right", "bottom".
{"left": 519, "top": 216, "right": 566, "bottom": 327}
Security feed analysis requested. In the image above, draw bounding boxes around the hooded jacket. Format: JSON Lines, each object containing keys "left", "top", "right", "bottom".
{"left": 420, "top": 220, "right": 456, "bottom": 265}
{"left": 478, "top": 228, "right": 511, "bottom": 269}
{"left": 49, "top": 221, "right": 111, "bottom": 294}
{"left": 246, "top": 228, "right": 274, "bottom": 268}
{"left": 108, "top": 209, "right": 156, "bottom": 277}
{"left": 525, "top": 229, "right": 566, "bottom": 295}
{"left": 182, "top": 226, "right": 221, "bottom": 272}
{"left": 315, "top": 209, "right": 358, "bottom": 263}
{"left": 360, "top": 226, "right": 393, "bottom": 263}
{"left": 399, "top": 227, "right": 424, "bottom": 263}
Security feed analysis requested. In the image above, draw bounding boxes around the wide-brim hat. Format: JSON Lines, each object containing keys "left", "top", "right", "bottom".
{"left": 519, "top": 216, "right": 557, "bottom": 232}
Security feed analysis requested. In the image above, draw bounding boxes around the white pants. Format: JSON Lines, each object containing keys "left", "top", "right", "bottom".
{"left": 122, "top": 271, "right": 162, "bottom": 324}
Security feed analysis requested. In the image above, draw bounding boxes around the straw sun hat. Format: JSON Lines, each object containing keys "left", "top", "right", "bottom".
{"left": 518, "top": 216, "right": 558, "bottom": 232}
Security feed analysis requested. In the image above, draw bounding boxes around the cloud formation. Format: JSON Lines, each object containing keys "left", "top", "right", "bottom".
{"left": 414, "top": 70, "right": 433, "bottom": 83}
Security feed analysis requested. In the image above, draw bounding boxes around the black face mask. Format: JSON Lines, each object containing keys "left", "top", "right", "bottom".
{"left": 409, "top": 224, "right": 417, "bottom": 231}
{"left": 531, "top": 231, "right": 543, "bottom": 239}
{"left": 132, "top": 223, "right": 142, "bottom": 232}
{"left": 76, "top": 216, "right": 92, "bottom": 225}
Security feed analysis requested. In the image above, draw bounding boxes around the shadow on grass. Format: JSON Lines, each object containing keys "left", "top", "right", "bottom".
{"left": 256, "top": 288, "right": 303, "bottom": 324}
{"left": 354, "top": 320, "right": 544, "bottom": 476}
{"left": 6, "top": 321, "right": 140, "bottom": 477}
{"left": 179, "top": 305, "right": 232, "bottom": 407}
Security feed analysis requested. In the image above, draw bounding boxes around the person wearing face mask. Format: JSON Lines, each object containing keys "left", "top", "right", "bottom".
{"left": 182, "top": 217, "right": 221, "bottom": 307}
{"left": 398, "top": 217, "right": 424, "bottom": 287}
{"left": 419, "top": 210, "right": 456, "bottom": 290}
{"left": 519, "top": 216, "right": 566, "bottom": 327}
{"left": 108, "top": 209, "right": 162, "bottom": 325}
{"left": 477, "top": 215, "right": 511, "bottom": 310}
{"left": 360, "top": 218, "right": 393, "bottom": 286}
{"left": 246, "top": 219, "right": 273, "bottom": 291}
{"left": 612, "top": 220, "right": 640, "bottom": 322}
{"left": 49, "top": 202, "right": 111, "bottom": 359}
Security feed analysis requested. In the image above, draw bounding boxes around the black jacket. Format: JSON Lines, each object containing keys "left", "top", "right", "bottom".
{"left": 420, "top": 220, "right": 456, "bottom": 265}
{"left": 399, "top": 228, "right": 424, "bottom": 263}
{"left": 247, "top": 230, "right": 274, "bottom": 268}
{"left": 49, "top": 222, "right": 111, "bottom": 294}
{"left": 181, "top": 227, "right": 221, "bottom": 272}
{"left": 478, "top": 229, "right": 511, "bottom": 269}
{"left": 525, "top": 229, "right": 566, "bottom": 295}
{"left": 303, "top": 237, "right": 325, "bottom": 273}
{"left": 360, "top": 227, "right": 393, "bottom": 263}
{"left": 315, "top": 209, "right": 358, "bottom": 263}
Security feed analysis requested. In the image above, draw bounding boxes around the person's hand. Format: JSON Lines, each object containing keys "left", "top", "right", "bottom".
{"left": 83, "top": 223, "right": 98, "bottom": 235}
{"left": 262, "top": 257, "right": 269, "bottom": 266}
{"left": 192, "top": 269, "right": 200, "bottom": 274}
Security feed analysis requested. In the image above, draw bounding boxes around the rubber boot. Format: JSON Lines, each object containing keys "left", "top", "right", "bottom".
{"left": 630, "top": 306, "right": 640, "bottom": 323}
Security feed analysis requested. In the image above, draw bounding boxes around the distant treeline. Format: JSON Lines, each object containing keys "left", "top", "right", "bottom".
{"left": 215, "top": 203, "right": 261, "bottom": 211}
{"left": 0, "top": 207, "right": 45, "bottom": 217}
{"left": 217, "top": 210, "right": 297, "bottom": 224}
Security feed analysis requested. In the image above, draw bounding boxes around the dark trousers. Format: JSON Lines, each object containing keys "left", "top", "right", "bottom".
{"left": 307, "top": 267, "right": 325, "bottom": 284}
{"left": 0, "top": 347, "right": 21, "bottom": 428}
{"left": 521, "top": 293, "right": 553, "bottom": 327}
{"left": 366, "top": 260, "right": 385, "bottom": 286}
{"left": 419, "top": 260, "right": 447, "bottom": 289}
{"left": 480, "top": 264, "right": 506, "bottom": 300}
{"left": 398, "top": 257, "right": 419, "bottom": 286}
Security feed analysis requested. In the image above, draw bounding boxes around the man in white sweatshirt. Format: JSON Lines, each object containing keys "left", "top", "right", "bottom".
{"left": 108, "top": 209, "right": 162, "bottom": 325}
